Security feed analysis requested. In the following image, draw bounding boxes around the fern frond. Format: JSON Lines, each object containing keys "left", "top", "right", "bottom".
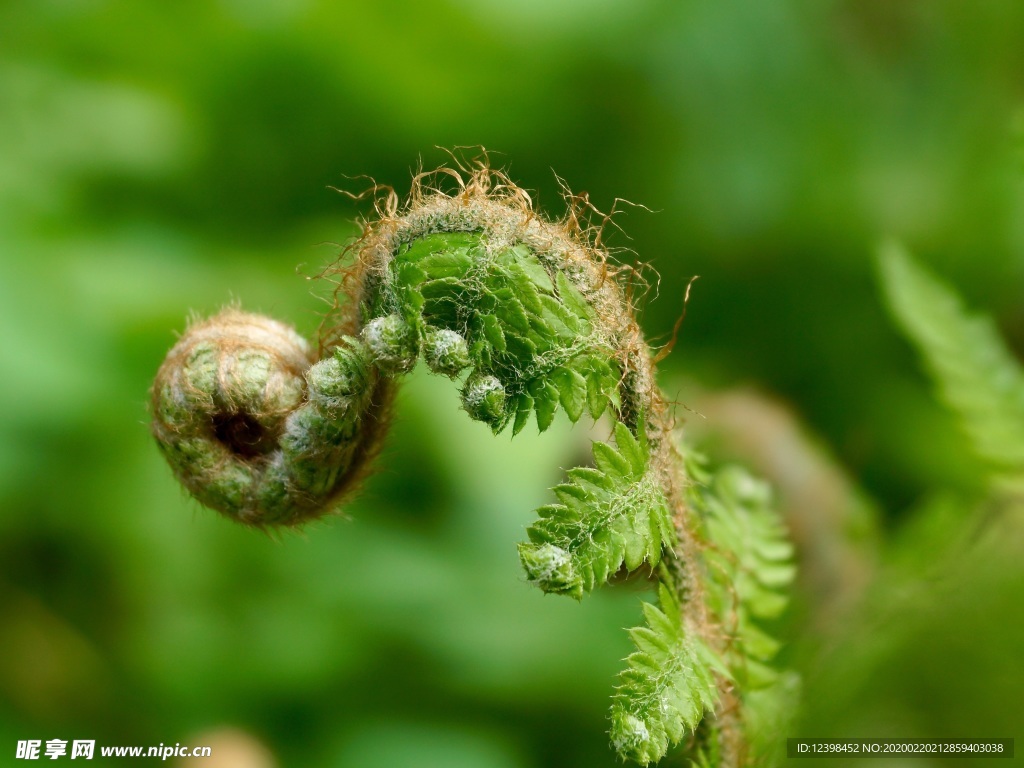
{"left": 610, "top": 584, "right": 723, "bottom": 766}
{"left": 606, "top": 456, "right": 795, "bottom": 766}
{"left": 152, "top": 162, "right": 799, "bottom": 765}
{"left": 680, "top": 455, "right": 796, "bottom": 766}
{"left": 879, "top": 242, "right": 1024, "bottom": 474}
{"left": 694, "top": 462, "right": 795, "bottom": 688}
{"left": 519, "top": 421, "right": 674, "bottom": 599}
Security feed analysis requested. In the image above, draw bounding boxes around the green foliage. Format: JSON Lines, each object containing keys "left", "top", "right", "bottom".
{"left": 692, "top": 459, "right": 797, "bottom": 766}
{"left": 879, "top": 243, "right": 1024, "bottom": 476}
{"left": 519, "top": 421, "right": 674, "bottom": 599}
{"left": 368, "top": 216, "right": 799, "bottom": 761}
{"left": 795, "top": 244, "right": 1024, "bottom": 763}
{"left": 385, "top": 233, "right": 621, "bottom": 434}
{"left": 693, "top": 460, "right": 795, "bottom": 689}
{"left": 605, "top": 456, "right": 795, "bottom": 766}
{"left": 610, "top": 585, "right": 721, "bottom": 766}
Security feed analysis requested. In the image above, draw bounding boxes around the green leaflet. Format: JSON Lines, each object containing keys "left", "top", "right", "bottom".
{"left": 610, "top": 585, "right": 722, "bottom": 766}
{"left": 382, "top": 232, "right": 621, "bottom": 433}
{"left": 691, "top": 459, "right": 795, "bottom": 689}
{"left": 879, "top": 243, "right": 1024, "bottom": 476}
{"left": 519, "top": 421, "right": 674, "bottom": 599}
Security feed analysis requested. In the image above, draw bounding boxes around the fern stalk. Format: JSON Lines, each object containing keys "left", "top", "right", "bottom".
{"left": 150, "top": 161, "right": 794, "bottom": 765}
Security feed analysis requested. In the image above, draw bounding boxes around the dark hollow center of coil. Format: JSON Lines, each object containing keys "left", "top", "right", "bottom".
{"left": 212, "top": 412, "right": 274, "bottom": 459}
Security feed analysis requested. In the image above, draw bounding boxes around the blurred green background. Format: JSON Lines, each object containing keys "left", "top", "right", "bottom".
{"left": 2, "top": 1, "right": 1023, "bottom": 766}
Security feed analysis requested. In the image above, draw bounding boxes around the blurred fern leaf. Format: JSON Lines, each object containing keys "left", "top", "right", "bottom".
{"left": 694, "top": 462, "right": 795, "bottom": 689}
{"left": 879, "top": 242, "right": 1024, "bottom": 475}
{"left": 610, "top": 456, "right": 795, "bottom": 765}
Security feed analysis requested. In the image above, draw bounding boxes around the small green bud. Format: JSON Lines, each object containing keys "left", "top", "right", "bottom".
{"left": 306, "top": 340, "right": 372, "bottom": 414}
{"left": 362, "top": 314, "right": 418, "bottom": 374}
{"left": 461, "top": 372, "right": 506, "bottom": 427}
{"left": 423, "top": 328, "right": 470, "bottom": 377}
{"left": 610, "top": 714, "right": 651, "bottom": 759}
{"left": 519, "top": 542, "right": 581, "bottom": 599}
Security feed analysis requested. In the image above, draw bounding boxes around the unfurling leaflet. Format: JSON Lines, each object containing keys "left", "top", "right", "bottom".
{"left": 150, "top": 164, "right": 796, "bottom": 766}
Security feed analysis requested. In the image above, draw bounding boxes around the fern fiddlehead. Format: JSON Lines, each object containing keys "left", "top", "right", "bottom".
{"left": 151, "top": 164, "right": 794, "bottom": 765}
